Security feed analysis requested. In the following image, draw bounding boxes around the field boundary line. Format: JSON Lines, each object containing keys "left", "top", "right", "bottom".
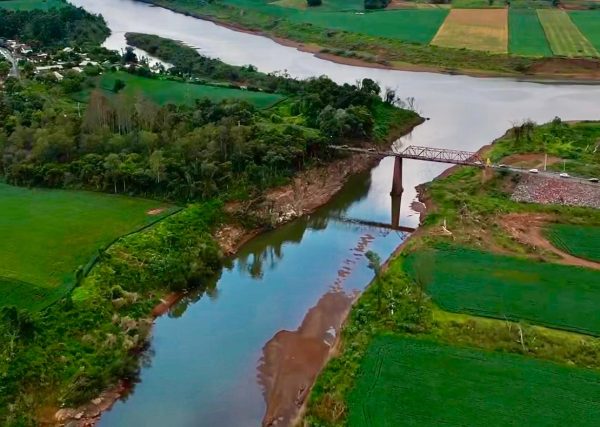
{"left": 434, "top": 303, "right": 600, "bottom": 338}
{"left": 41, "top": 205, "right": 184, "bottom": 312}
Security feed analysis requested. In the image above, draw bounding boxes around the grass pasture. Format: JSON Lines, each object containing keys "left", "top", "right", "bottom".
{"left": 287, "top": 9, "right": 449, "bottom": 44}
{"left": 570, "top": 11, "right": 600, "bottom": 53}
{"left": 75, "top": 72, "right": 285, "bottom": 109}
{"left": 509, "top": 9, "right": 552, "bottom": 57}
{"left": 405, "top": 246, "right": 600, "bottom": 336}
{"left": 546, "top": 224, "right": 600, "bottom": 263}
{"left": 0, "top": 183, "right": 174, "bottom": 311}
{"left": 537, "top": 9, "right": 599, "bottom": 57}
{"left": 348, "top": 335, "right": 600, "bottom": 427}
{"left": 0, "top": 0, "right": 64, "bottom": 10}
{"left": 432, "top": 9, "right": 508, "bottom": 53}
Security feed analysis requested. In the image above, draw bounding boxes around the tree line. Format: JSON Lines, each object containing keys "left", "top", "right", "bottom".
{"left": 0, "top": 3, "right": 109, "bottom": 48}
{"left": 0, "top": 62, "right": 394, "bottom": 202}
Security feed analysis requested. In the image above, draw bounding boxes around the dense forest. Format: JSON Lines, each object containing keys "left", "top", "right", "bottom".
{"left": 0, "top": 35, "right": 416, "bottom": 202}
{"left": 0, "top": 3, "right": 109, "bottom": 48}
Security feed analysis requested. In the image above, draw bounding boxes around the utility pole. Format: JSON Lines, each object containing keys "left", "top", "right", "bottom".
{"left": 544, "top": 153, "right": 547, "bottom": 171}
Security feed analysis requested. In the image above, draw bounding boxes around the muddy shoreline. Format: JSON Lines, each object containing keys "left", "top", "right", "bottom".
{"left": 55, "top": 115, "right": 423, "bottom": 426}
{"left": 288, "top": 139, "right": 501, "bottom": 426}
{"left": 136, "top": 0, "right": 600, "bottom": 83}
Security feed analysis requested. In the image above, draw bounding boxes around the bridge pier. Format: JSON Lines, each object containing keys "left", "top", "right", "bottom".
{"left": 390, "top": 157, "right": 403, "bottom": 229}
{"left": 391, "top": 157, "right": 403, "bottom": 196}
{"left": 391, "top": 194, "right": 401, "bottom": 229}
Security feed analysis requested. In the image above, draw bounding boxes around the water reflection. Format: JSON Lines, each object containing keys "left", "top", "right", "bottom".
{"left": 232, "top": 169, "right": 374, "bottom": 280}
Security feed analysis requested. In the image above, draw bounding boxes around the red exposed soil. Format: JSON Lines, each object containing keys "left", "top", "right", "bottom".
{"left": 501, "top": 153, "right": 561, "bottom": 169}
{"left": 499, "top": 213, "right": 600, "bottom": 270}
{"left": 526, "top": 57, "right": 600, "bottom": 80}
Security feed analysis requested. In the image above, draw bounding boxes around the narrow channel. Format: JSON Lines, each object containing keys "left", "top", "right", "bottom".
{"left": 68, "top": 0, "right": 600, "bottom": 425}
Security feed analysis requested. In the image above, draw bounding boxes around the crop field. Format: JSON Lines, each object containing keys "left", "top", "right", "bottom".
{"left": 287, "top": 9, "right": 449, "bottom": 44}
{"left": 80, "top": 72, "right": 284, "bottom": 109}
{"left": 569, "top": 11, "right": 600, "bottom": 52}
{"left": 546, "top": 224, "right": 600, "bottom": 263}
{"left": 348, "top": 335, "right": 600, "bottom": 427}
{"left": 0, "top": 0, "right": 64, "bottom": 10}
{"left": 509, "top": 9, "right": 552, "bottom": 57}
{"left": 0, "top": 183, "right": 174, "bottom": 311}
{"left": 537, "top": 10, "right": 599, "bottom": 57}
{"left": 432, "top": 9, "right": 508, "bottom": 53}
{"left": 405, "top": 246, "right": 600, "bottom": 336}
{"left": 218, "top": 0, "right": 600, "bottom": 59}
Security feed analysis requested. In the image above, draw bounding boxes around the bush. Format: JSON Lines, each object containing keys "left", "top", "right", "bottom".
{"left": 364, "top": 0, "right": 390, "bottom": 9}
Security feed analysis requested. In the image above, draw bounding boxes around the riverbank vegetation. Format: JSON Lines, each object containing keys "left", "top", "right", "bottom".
{"left": 306, "top": 120, "right": 600, "bottom": 426}
{"left": 138, "top": 0, "right": 600, "bottom": 78}
{"left": 0, "top": 11, "right": 421, "bottom": 422}
{"left": 0, "top": 203, "right": 222, "bottom": 425}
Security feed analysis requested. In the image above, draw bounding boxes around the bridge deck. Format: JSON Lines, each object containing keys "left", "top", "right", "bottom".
{"left": 330, "top": 145, "right": 483, "bottom": 167}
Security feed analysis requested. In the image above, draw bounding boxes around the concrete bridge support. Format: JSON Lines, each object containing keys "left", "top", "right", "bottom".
{"left": 390, "top": 157, "right": 403, "bottom": 229}
{"left": 391, "top": 157, "right": 403, "bottom": 196}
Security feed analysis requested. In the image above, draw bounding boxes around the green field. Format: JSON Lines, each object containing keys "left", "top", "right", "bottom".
{"left": 546, "top": 224, "right": 600, "bottom": 263}
{"left": 406, "top": 246, "right": 600, "bottom": 336}
{"left": 287, "top": 9, "right": 449, "bottom": 44}
{"left": 537, "top": 9, "right": 599, "bottom": 57}
{"left": 509, "top": 9, "right": 552, "bottom": 57}
{"left": 0, "top": 0, "right": 64, "bottom": 10}
{"left": 76, "top": 72, "right": 285, "bottom": 109}
{"left": 348, "top": 335, "right": 600, "bottom": 427}
{"left": 0, "top": 183, "right": 174, "bottom": 311}
{"left": 570, "top": 11, "right": 600, "bottom": 53}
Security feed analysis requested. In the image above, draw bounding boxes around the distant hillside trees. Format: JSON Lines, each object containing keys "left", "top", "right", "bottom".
{"left": 307, "top": 0, "right": 322, "bottom": 6}
{"left": 364, "top": 0, "right": 390, "bottom": 9}
{"left": 0, "top": 5, "right": 109, "bottom": 48}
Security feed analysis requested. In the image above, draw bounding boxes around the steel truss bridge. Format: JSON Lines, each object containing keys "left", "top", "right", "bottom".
{"left": 329, "top": 145, "right": 484, "bottom": 167}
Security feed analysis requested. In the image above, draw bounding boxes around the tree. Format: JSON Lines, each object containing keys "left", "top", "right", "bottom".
{"left": 360, "top": 78, "right": 380, "bottom": 97}
{"left": 112, "top": 79, "right": 126, "bottom": 93}
{"left": 103, "top": 153, "right": 122, "bottom": 193}
{"left": 122, "top": 46, "right": 138, "bottom": 64}
{"left": 149, "top": 149, "right": 165, "bottom": 184}
{"left": 0, "top": 61, "right": 10, "bottom": 80}
{"left": 307, "top": 0, "right": 322, "bottom": 5}
{"left": 364, "top": 0, "right": 390, "bottom": 9}
{"left": 365, "top": 250, "right": 383, "bottom": 311}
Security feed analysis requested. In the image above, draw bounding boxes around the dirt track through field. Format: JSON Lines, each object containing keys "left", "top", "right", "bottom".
{"left": 500, "top": 213, "right": 600, "bottom": 270}
{"left": 432, "top": 9, "right": 508, "bottom": 53}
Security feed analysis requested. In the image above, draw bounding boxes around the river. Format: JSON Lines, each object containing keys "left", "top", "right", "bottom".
{"left": 68, "top": 0, "right": 600, "bottom": 425}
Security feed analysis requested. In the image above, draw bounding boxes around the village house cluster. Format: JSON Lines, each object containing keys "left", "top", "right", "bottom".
{"left": 0, "top": 38, "right": 109, "bottom": 81}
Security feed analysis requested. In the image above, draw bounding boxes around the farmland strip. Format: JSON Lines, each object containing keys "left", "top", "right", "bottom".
{"left": 537, "top": 10, "right": 599, "bottom": 58}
